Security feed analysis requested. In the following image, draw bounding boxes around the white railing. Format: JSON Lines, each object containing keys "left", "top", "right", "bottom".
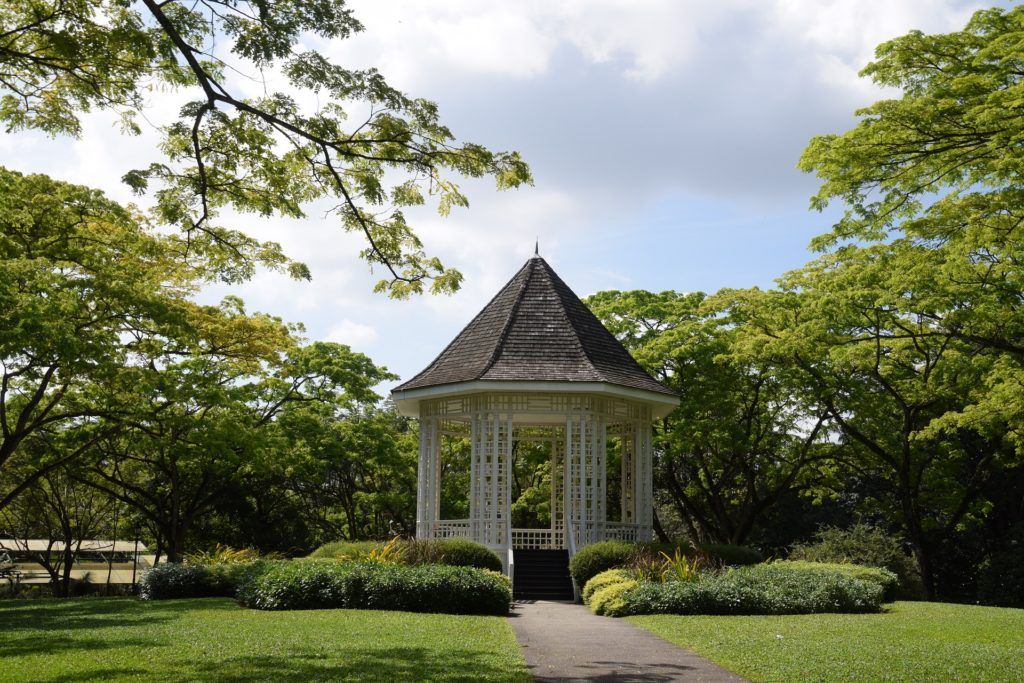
{"left": 510, "top": 523, "right": 565, "bottom": 550}
{"left": 603, "top": 522, "right": 646, "bottom": 543}
{"left": 429, "top": 519, "right": 471, "bottom": 539}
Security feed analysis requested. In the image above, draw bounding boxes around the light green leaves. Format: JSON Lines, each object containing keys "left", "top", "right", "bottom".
{"left": 0, "top": 0, "right": 533, "bottom": 297}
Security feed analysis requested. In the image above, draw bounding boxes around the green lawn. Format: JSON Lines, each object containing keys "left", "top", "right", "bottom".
{"left": 630, "top": 601, "right": 1024, "bottom": 682}
{"left": 0, "top": 597, "right": 529, "bottom": 682}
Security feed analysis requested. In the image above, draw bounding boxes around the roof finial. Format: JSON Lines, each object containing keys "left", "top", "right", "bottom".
{"left": 534, "top": 237, "right": 539, "bottom": 256}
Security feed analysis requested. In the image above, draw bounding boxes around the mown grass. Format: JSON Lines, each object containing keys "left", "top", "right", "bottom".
{"left": 630, "top": 601, "right": 1024, "bottom": 682}
{"left": 0, "top": 597, "right": 529, "bottom": 682}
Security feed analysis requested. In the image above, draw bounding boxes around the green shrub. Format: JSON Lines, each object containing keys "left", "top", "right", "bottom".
{"left": 570, "top": 540, "right": 762, "bottom": 588}
{"left": 139, "top": 561, "right": 266, "bottom": 600}
{"left": 427, "top": 539, "right": 503, "bottom": 572}
{"left": 582, "top": 569, "right": 632, "bottom": 604}
{"left": 235, "top": 560, "right": 354, "bottom": 610}
{"left": 308, "top": 540, "right": 383, "bottom": 560}
{"left": 700, "top": 543, "right": 763, "bottom": 566}
{"left": 309, "top": 538, "right": 502, "bottom": 572}
{"left": 569, "top": 541, "right": 635, "bottom": 587}
{"left": 139, "top": 563, "right": 217, "bottom": 600}
{"left": 790, "top": 524, "right": 923, "bottom": 599}
{"left": 590, "top": 579, "right": 638, "bottom": 616}
{"left": 774, "top": 560, "right": 899, "bottom": 602}
{"left": 616, "top": 563, "right": 883, "bottom": 617}
{"left": 236, "top": 560, "right": 511, "bottom": 615}
{"left": 978, "top": 528, "right": 1024, "bottom": 608}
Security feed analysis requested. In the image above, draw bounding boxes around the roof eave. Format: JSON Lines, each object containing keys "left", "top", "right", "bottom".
{"left": 391, "top": 379, "right": 680, "bottom": 419}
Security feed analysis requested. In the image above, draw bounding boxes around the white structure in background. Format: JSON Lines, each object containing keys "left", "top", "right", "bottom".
{"left": 392, "top": 253, "right": 678, "bottom": 578}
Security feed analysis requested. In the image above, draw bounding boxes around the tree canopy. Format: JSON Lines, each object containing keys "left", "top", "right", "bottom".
{"left": 0, "top": 0, "right": 531, "bottom": 296}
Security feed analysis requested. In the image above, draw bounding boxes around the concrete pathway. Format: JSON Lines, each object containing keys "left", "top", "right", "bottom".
{"left": 509, "top": 600, "right": 745, "bottom": 682}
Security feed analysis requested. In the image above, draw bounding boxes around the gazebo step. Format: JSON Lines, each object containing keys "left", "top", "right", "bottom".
{"left": 513, "top": 549, "right": 573, "bottom": 601}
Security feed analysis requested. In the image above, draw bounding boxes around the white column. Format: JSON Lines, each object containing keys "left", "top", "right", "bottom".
{"left": 620, "top": 422, "right": 636, "bottom": 525}
{"left": 594, "top": 414, "right": 607, "bottom": 542}
{"left": 416, "top": 416, "right": 439, "bottom": 539}
{"left": 634, "top": 420, "right": 654, "bottom": 541}
{"left": 469, "top": 411, "right": 481, "bottom": 541}
{"left": 469, "top": 408, "right": 513, "bottom": 548}
{"left": 563, "top": 412, "right": 576, "bottom": 549}
{"left": 416, "top": 419, "right": 428, "bottom": 538}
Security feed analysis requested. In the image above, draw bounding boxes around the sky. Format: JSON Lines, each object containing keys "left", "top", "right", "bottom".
{"left": 1, "top": 0, "right": 995, "bottom": 392}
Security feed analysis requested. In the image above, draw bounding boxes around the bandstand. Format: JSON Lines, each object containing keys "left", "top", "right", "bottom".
{"left": 392, "top": 252, "right": 677, "bottom": 595}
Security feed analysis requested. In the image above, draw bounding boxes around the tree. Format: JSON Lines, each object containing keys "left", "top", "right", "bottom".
{"left": 0, "top": 458, "right": 114, "bottom": 597}
{"left": 798, "top": 6, "right": 1024, "bottom": 453}
{"left": 792, "top": 6, "right": 1024, "bottom": 596}
{"left": 0, "top": 0, "right": 531, "bottom": 296}
{"left": 88, "top": 330, "right": 393, "bottom": 562}
{"left": 586, "top": 289, "right": 834, "bottom": 546}
{"left": 725, "top": 262, "right": 1005, "bottom": 598}
{"left": 0, "top": 167, "right": 283, "bottom": 512}
{"left": 282, "top": 405, "right": 417, "bottom": 543}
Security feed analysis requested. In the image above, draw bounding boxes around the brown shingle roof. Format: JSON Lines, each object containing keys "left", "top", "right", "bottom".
{"left": 393, "top": 256, "right": 676, "bottom": 396}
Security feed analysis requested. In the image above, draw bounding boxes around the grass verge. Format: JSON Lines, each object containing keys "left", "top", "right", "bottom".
{"left": 0, "top": 597, "right": 529, "bottom": 682}
{"left": 629, "top": 601, "right": 1024, "bottom": 682}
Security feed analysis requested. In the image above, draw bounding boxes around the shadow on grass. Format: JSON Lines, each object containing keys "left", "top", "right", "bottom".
{"left": 0, "top": 597, "right": 230, "bottom": 634}
{"left": 83, "top": 648, "right": 524, "bottom": 682}
{"left": 1, "top": 634, "right": 162, "bottom": 659}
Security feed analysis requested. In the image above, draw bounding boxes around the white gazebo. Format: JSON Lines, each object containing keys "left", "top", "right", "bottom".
{"left": 392, "top": 253, "right": 677, "bottom": 590}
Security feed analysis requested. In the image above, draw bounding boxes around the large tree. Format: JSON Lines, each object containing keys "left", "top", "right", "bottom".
{"left": 0, "top": 167, "right": 284, "bottom": 511}
{"left": 0, "top": 0, "right": 531, "bottom": 295}
{"left": 87, "top": 333, "right": 392, "bottom": 562}
{"left": 798, "top": 5, "right": 1024, "bottom": 453}
{"left": 725, "top": 260, "right": 1004, "bottom": 598}
{"left": 587, "top": 289, "right": 834, "bottom": 546}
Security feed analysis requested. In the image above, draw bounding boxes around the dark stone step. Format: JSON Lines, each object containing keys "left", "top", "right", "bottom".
{"left": 512, "top": 548, "right": 572, "bottom": 600}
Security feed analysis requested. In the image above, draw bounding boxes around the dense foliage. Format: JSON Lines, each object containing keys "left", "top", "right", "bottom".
{"left": 977, "top": 526, "right": 1024, "bottom": 609}
{"left": 568, "top": 541, "right": 636, "bottom": 588}
{"left": 772, "top": 561, "right": 900, "bottom": 603}
{"left": 603, "top": 564, "right": 884, "bottom": 618}
{"left": 310, "top": 538, "right": 503, "bottom": 572}
{"left": 235, "top": 560, "right": 511, "bottom": 615}
{"left": 569, "top": 541, "right": 762, "bottom": 589}
{"left": 789, "top": 525, "right": 923, "bottom": 599}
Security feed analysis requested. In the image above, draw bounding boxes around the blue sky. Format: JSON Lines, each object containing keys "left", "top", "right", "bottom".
{"left": 0, "top": 0, "right": 993, "bottom": 391}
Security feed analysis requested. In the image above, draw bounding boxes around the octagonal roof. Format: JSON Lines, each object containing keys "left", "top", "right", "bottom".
{"left": 391, "top": 255, "right": 676, "bottom": 407}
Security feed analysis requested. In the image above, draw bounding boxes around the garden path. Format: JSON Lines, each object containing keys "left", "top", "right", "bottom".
{"left": 508, "top": 600, "right": 745, "bottom": 682}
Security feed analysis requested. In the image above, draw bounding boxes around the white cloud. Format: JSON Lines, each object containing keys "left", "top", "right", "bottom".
{"left": 326, "top": 319, "right": 379, "bottom": 349}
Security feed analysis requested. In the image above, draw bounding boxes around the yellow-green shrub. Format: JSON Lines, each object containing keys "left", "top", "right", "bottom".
{"left": 582, "top": 569, "right": 631, "bottom": 604}
{"left": 590, "top": 579, "right": 638, "bottom": 616}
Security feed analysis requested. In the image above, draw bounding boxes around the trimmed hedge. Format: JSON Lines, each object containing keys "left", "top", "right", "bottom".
{"left": 598, "top": 564, "right": 884, "bottom": 617}
{"left": 139, "top": 561, "right": 265, "bottom": 600}
{"left": 590, "top": 578, "right": 638, "bottom": 616}
{"left": 309, "top": 538, "right": 503, "bottom": 572}
{"left": 569, "top": 541, "right": 637, "bottom": 588}
{"left": 774, "top": 560, "right": 899, "bottom": 602}
{"left": 139, "top": 563, "right": 215, "bottom": 600}
{"left": 424, "top": 538, "right": 503, "bottom": 572}
{"left": 236, "top": 560, "right": 511, "bottom": 615}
